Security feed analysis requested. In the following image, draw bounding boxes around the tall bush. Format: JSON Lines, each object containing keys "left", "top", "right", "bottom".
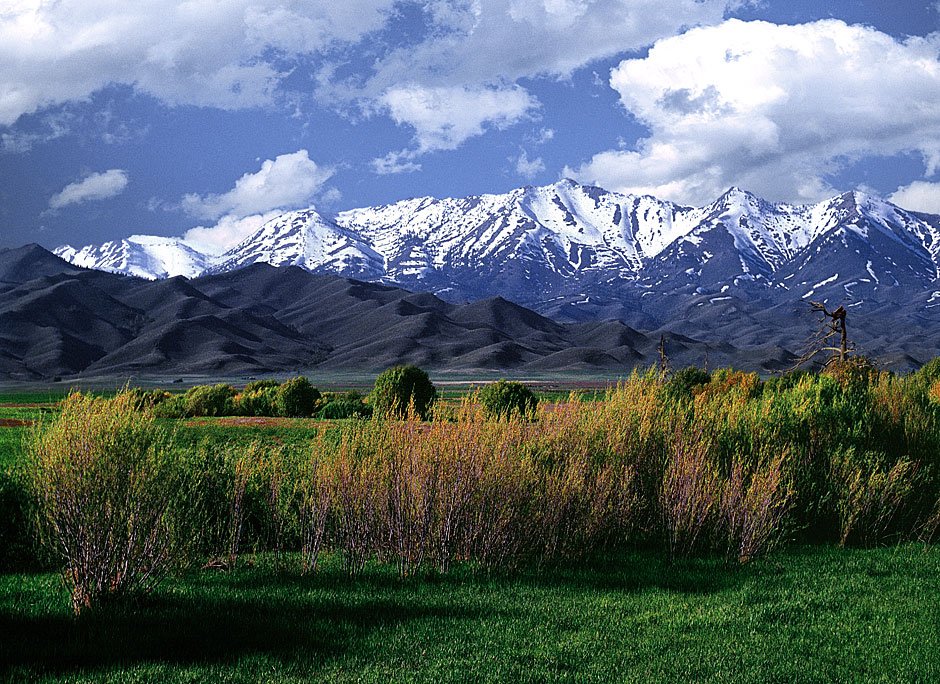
{"left": 720, "top": 450, "right": 794, "bottom": 563}
{"left": 26, "top": 391, "right": 189, "bottom": 613}
{"left": 477, "top": 380, "right": 539, "bottom": 420}
{"left": 660, "top": 424, "right": 720, "bottom": 560}
{"left": 275, "top": 377, "right": 320, "bottom": 417}
{"left": 235, "top": 386, "right": 278, "bottom": 417}
{"left": 184, "top": 383, "right": 236, "bottom": 417}
{"left": 370, "top": 365, "right": 437, "bottom": 420}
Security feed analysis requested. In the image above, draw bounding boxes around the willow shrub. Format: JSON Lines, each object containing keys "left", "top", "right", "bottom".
{"left": 25, "top": 391, "right": 192, "bottom": 614}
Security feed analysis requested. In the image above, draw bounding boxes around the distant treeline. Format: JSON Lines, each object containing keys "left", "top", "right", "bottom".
{"left": 130, "top": 377, "right": 372, "bottom": 420}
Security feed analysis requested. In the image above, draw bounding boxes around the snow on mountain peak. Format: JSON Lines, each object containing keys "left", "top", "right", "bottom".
{"left": 53, "top": 182, "right": 940, "bottom": 312}
{"left": 54, "top": 234, "right": 210, "bottom": 280}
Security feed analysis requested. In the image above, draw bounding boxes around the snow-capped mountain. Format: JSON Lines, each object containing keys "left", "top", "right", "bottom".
{"left": 55, "top": 234, "right": 212, "bottom": 280}
{"left": 209, "top": 209, "right": 385, "bottom": 279}
{"left": 55, "top": 181, "right": 940, "bottom": 325}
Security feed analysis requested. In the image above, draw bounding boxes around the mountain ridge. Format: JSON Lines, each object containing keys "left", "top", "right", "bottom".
{"left": 47, "top": 181, "right": 940, "bottom": 367}
{"left": 3, "top": 244, "right": 793, "bottom": 380}
{"left": 54, "top": 182, "right": 940, "bottom": 309}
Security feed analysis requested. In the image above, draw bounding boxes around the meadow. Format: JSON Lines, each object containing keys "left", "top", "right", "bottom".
{"left": 1, "top": 360, "right": 939, "bottom": 682}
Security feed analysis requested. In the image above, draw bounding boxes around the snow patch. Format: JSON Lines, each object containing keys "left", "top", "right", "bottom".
{"left": 812, "top": 273, "right": 838, "bottom": 289}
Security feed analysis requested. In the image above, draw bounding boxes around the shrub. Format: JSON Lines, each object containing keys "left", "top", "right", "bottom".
{"left": 184, "top": 383, "right": 236, "bottom": 417}
{"left": 235, "top": 386, "right": 278, "bottom": 417}
{"left": 660, "top": 424, "right": 720, "bottom": 559}
{"left": 823, "top": 356, "right": 881, "bottom": 392}
{"left": 928, "top": 379, "right": 940, "bottom": 406}
{"left": 153, "top": 393, "right": 187, "bottom": 418}
{"left": 298, "top": 447, "right": 333, "bottom": 573}
{"left": 244, "top": 379, "right": 280, "bottom": 394}
{"left": 665, "top": 366, "right": 711, "bottom": 401}
{"left": 318, "top": 398, "right": 372, "bottom": 420}
{"left": 320, "top": 425, "right": 388, "bottom": 575}
{"left": 831, "top": 448, "right": 917, "bottom": 547}
{"left": 720, "top": 450, "right": 794, "bottom": 563}
{"left": 477, "top": 380, "right": 539, "bottom": 420}
{"left": 914, "top": 356, "right": 940, "bottom": 388}
{"left": 763, "top": 370, "right": 813, "bottom": 394}
{"left": 127, "top": 388, "right": 171, "bottom": 410}
{"left": 25, "top": 391, "right": 189, "bottom": 613}
{"left": 370, "top": 366, "right": 437, "bottom": 420}
{"left": 275, "top": 377, "right": 320, "bottom": 417}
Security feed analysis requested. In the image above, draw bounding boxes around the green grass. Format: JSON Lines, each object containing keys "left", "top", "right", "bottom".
{"left": 0, "top": 391, "right": 68, "bottom": 405}
{"left": 172, "top": 418, "right": 344, "bottom": 456}
{"left": 0, "top": 429, "right": 25, "bottom": 470}
{"left": 1, "top": 545, "right": 937, "bottom": 683}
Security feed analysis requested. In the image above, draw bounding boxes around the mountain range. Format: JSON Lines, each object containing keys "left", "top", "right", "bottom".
{"left": 1, "top": 244, "right": 789, "bottom": 381}
{"left": 52, "top": 181, "right": 940, "bottom": 370}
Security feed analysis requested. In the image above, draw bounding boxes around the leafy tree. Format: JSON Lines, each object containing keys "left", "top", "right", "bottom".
{"left": 275, "top": 377, "right": 320, "bottom": 417}
{"left": 184, "top": 383, "right": 236, "bottom": 417}
{"left": 477, "top": 380, "right": 539, "bottom": 420}
{"left": 665, "top": 366, "right": 711, "bottom": 401}
{"left": 316, "top": 391, "right": 372, "bottom": 419}
{"left": 235, "top": 386, "right": 278, "bottom": 416}
{"left": 244, "top": 379, "right": 280, "bottom": 394}
{"left": 370, "top": 366, "right": 437, "bottom": 419}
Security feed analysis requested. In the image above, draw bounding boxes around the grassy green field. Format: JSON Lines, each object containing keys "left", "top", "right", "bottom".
{"left": 3, "top": 370, "right": 940, "bottom": 684}
{"left": 1, "top": 546, "right": 937, "bottom": 683}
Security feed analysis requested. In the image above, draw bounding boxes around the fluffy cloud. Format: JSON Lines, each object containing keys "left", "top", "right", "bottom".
{"left": 0, "top": 0, "right": 397, "bottom": 126}
{"left": 377, "top": 84, "right": 537, "bottom": 155}
{"left": 514, "top": 150, "right": 545, "bottom": 179}
{"left": 180, "top": 150, "right": 333, "bottom": 221}
{"left": 182, "top": 211, "right": 282, "bottom": 255}
{"left": 890, "top": 181, "right": 940, "bottom": 214}
{"left": 49, "top": 169, "right": 128, "bottom": 209}
{"left": 359, "top": 0, "right": 736, "bottom": 93}
{"left": 1, "top": 0, "right": 742, "bottom": 164}
{"left": 342, "top": 0, "right": 739, "bottom": 160}
{"left": 570, "top": 19, "right": 940, "bottom": 205}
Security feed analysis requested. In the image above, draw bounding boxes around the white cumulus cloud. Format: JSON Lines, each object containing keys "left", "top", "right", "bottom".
{"left": 49, "top": 169, "right": 128, "bottom": 209}
{"left": 378, "top": 84, "right": 538, "bottom": 155}
{"left": 514, "top": 150, "right": 545, "bottom": 179}
{"left": 182, "top": 211, "right": 283, "bottom": 255}
{"left": 180, "top": 150, "right": 333, "bottom": 221}
{"left": 337, "top": 0, "right": 739, "bottom": 162}
{"left": 0, "top": 0, "right": 397, "bottom": 126}
{"left": 359, "top": 0, "right": 736, "bottom": 93}
{"left": 177, "top": 150, "right": 334, "bottom": 252}
{"left": 570, "top": 19, "right": 940, "bottom": 205}
{"left": 890, "top": 181, "right": 940, "bottom": 215}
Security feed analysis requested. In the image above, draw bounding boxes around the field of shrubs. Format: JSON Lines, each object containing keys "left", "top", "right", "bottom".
{"left": 1, "top": 359, "right": 938, "bottom": 609}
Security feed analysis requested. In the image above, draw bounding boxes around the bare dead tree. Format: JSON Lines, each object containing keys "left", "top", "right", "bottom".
{"left": 659, "top": 334, "right": 672, "bottom": 378}
{"left": 788, "top": 299, "right": 855, "bottom": 371}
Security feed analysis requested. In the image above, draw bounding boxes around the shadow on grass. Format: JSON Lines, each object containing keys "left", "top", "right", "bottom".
{"left": 0, "top": 579, "right": 493, "bottom": 677}
{"left": 0, "top": 549, "right": 753, "bottom": 678}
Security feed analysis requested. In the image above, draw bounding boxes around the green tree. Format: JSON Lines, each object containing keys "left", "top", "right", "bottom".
{"left": 275, "top": 377, "right": 321, "bottom": 417}
{"left": 184, "top": 383, "right": 236, "bottom": 417}
{"left": 477, "top": 380, "right": 539, "bottom": 420}
{"left": 370, "top": 365, "right": 437, "bottom": 419}
{"left": 665, "top": 366, "right": 711, "bottom": 402}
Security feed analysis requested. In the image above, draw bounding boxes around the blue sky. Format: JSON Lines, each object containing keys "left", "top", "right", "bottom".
{"left": 2, "top": 1, "right": 940, "bottom": 253}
